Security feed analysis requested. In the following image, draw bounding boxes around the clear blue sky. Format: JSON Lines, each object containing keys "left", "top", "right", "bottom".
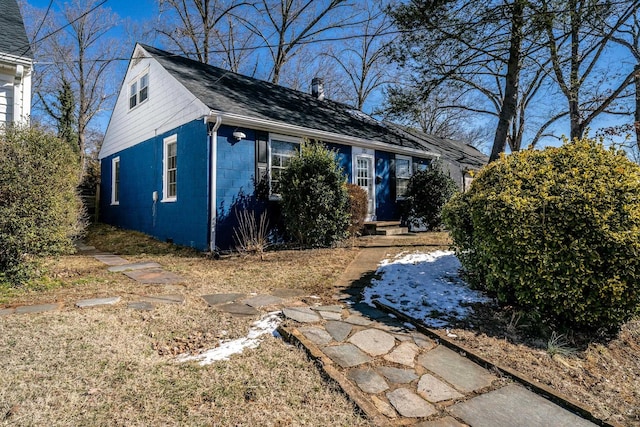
{"left": 27, "top": 0, "right": 157, "bottom": 21}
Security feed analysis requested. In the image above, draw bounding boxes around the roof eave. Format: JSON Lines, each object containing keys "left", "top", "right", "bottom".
{"left": 0, "top": 52, "right": 32, "bottom": 67}
{"left": 206, "top": 110, "right": 441, "bottom": 159}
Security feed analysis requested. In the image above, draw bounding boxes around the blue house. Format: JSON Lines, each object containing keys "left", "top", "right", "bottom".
{"left": 99, "top": 44, "right": 487, "bottom": 251}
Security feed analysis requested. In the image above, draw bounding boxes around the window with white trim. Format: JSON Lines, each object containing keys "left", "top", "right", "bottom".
{"left": 269, "top": 135, "right": 300, "bottom": 196}
{"left": 163, "top": 135, "right": 177, "bottom": 201}
{"left": 129, "top": 71, "right": 149, "bottom": 109}
{"left": 395, "top": 155, "right": 412, "bottom": 199}
{"left": 111, "top": 157, "right": 120, "bottom": 205}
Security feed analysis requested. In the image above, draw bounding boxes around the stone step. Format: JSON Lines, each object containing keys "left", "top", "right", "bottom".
{"left": 376, "top": 226, "right": 409, "bottom": 236}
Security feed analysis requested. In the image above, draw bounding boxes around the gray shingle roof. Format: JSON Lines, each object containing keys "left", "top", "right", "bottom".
{"left": 0, "top": 0, "right": 32, "bottom": 59}
{"left": 141, "top": 44, "right": 487, "bottom": 168}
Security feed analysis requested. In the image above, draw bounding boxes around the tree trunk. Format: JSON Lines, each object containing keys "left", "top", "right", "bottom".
{"left": 635, "top": 65, "right": 640, "bottom": 151}
{"left": 489, "top": 0, "right": 524, "bottom": 162}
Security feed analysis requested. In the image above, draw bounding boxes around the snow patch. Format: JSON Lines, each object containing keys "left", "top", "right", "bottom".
{"left": 176, "top": 311, "right": 282, "bottom": 365}
{"left": 363, "top": 250, "right": 492, "bottom": 328}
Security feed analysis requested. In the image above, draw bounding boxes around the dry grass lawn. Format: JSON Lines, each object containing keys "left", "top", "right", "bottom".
{"left": 0, "top": 224, "right": 372, "bottom": 426}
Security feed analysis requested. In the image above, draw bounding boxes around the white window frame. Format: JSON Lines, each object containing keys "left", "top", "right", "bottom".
{"left": 128, "top": 69, "right": 149, "bottom": 110}
{"left": 111, "top": 156, "right": 120, "bottom": 205}
{"left": 163, "top": 135, "right": 177, "bottom": 202}
{"left": 268, "top": 133, "right": 301, "bottom": 199}
{"left": 395, "top": 155, "right": 412, "bottom": 200}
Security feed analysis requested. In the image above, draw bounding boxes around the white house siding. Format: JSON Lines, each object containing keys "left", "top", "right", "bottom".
{"left": 0, "top": 62, "right": 32, "bottom": 127}
{"left": 0, "top": 70, "right": 14, "bottom": 124}
{"left": 99, "top": 45, "right": 210, "bottom": 159}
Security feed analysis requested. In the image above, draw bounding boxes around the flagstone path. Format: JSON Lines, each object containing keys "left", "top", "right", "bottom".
{"left": 0, "top": 242, "right": 609, "bottom": 427}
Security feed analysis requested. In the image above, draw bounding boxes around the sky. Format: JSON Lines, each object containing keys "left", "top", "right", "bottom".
{"left": 27, "top": 0, "right": 157, "bottom": 22}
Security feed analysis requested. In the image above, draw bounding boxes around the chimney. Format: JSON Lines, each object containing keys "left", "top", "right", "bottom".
{"left": 311, "top": 77, "right": 325, "bottom": 101}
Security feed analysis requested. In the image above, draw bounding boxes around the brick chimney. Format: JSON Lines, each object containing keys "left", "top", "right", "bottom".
{"left": 311, "top": 77, "right": 325, "bottom": 101}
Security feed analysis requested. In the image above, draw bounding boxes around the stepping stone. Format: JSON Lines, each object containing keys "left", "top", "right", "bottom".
{"left": 418, "top": 346, "right": 497, "bottom": 393}
{"left": 376, "top": 366, "right": 418, "bottom": 384}
{"left": 350, "top": 302, "right": 388, "bottom": 319}
{"left": 448, "top": 384, "right": 597, "bottom": 427}
{"left": 128, "top": 301, "right": 155, "bottom": 311}
{"left": 348, "top": 329, "right": 395, "bottom": 356}
{"left": 386, "top": 388, "right": 436, "bottom": 418}
{"left": 322, "top": 344, "right": 372, "bottom": 368}
{"left": 202, "top": 293, "right": 244, "bottom": 306}
{"left": 347, "top": 368, "right": 389, "bottom": 394}
{"left": 271, "top": 288, "right": 306, "bottom": 298}
{"left": 108, "top": 261, "right": 161, "bottom": 272}
{"left": 140, "top": 294, "right": 185, "bottom": 304}
{"left": 282, "top": 307, "right": 321, "bottom": 323}
{"left": 123, "top": 268, "right": 184, "bottom": 284}
{"left": 413, "top": 333, "right": 436, "bottom": 350}
{"left": 299, "top": 326, "right": 333, "bottom": 346}
{"left": 213, "top": 303, "right": 259, "bottom": 317}
{"left": 75, "top": 242, "right": 96, "bottom": 251}
{"left": 325, "top": 321, "right": 352, "bottom": 342}
{"left": 414, "top": 416, "right": 466, "bottom": 427}
{"left": 417, "top": 374, "right": 464, "bottom": 402}
{"left": 317, "top": 310, "right": 343, "bottom": 321}
{"left": 344, "top": 314, "right": 373, "bottom": 326}
{"left": 243, "top": 294, "right": 284, "bottom": 308}
{"left": 76, "top": 296, "right": 121, "bottom": 308}
{"left": 94, "top": 254, "right": 129, "bottom": 266}
{"left": 371, "top": 395, "right": 397, "bottom": 419}
{"left": 384, "top": 341, "right": 420, "bottom": 367}
{"left": 15, "top": 303, "right": 62, "bottom": 314}
{"left": 0, "top": 308, "right": 16, "bottom": 316}
{"left": 311, "top": 305, "right": 343, "bottom": 313}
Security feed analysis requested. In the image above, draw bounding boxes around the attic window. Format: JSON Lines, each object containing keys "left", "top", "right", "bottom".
{"left": 129, "top": 71, "right": 149, "bottom": 109}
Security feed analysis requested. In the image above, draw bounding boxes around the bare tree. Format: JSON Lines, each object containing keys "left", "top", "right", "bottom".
{"left": 388, "top": 0, "right": 549, "bottom": 161}
{"left": 537, "top": 0, "right": 640, "bottom": 141}
{"left": 243, "top": 0, "right": 355, "bottom": 84}
{"left": 611, "top": 11, "right": 640, "bottom": 149}
{"left": 155, "top": 0, "right": 252, "bottom": 66}
{"left": 24, "top": 0, "right": 121, "bottom": 168}
{"left": 321, "top": 0, "right": 396, "bottom": 110}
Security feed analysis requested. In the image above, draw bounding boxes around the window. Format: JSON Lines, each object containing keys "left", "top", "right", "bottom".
{"left": 269, "top": 135, "right": 300, "bottom": 196}
{"left": 163, "top": 135, "right": 177, "bottom": 201}
{"left": 129, "top": 71, "right": 149, "bottom": 109}
{"left": 395, "top": 155, "right": 412, "bottom": 198}
{"left": 111, "top": 157, "right": 120, "bottom": 205}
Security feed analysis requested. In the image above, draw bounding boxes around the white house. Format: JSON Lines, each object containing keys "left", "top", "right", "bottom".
{"left": 0, "top": 0, "right": 33, "bottom": 127}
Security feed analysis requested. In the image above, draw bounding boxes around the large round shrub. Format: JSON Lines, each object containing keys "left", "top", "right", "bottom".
{"left": 443, "top": 138, "right": 640, "bottom": 330}
{"left": 279, "top": 142, "right": 349, "bottom": 247}
{"left": 0, "top": 126, "right": 84, "bottom": 285}
{"left": 404, "top": 160, "right": 458, "bottom": 230}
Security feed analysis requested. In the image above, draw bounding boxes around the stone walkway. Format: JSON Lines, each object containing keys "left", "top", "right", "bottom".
{"left": 278, "top": 248, "right": 602, "bottom": 427}
{"left": 0, "top": 242, "right": 609, "bottom": 427}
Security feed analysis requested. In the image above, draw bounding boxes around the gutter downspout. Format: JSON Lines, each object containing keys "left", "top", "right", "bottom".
{"left": 206, "top": 114, "right": 222, "bottom": 252}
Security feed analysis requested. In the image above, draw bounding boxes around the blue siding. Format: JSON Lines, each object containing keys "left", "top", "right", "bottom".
{"left": 326, "top": 142, "right": 351, "bottom": 181}
{"left": 100, "top": 119, "right": 210, "bottom": 249}
{"left": 215, "top": 126, "right": 264, "bottom": 249}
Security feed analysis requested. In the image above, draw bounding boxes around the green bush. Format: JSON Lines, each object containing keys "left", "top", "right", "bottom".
{"left": 443, "top": 138, "right": 640, "bottom": 331}
{"left": 279, "top": 141, "right": 349, "bottom": 247}
{"left": 346, "top": 183, "right": 368, "bottom": 237}
{"left": 404, "top": 160, "right": 458, "bottom": 230}
{"left": 0, "top": 125, "right": 84, "bottom": 285}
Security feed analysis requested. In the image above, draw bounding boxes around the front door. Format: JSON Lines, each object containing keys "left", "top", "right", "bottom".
{"left": 355, "top": 154, "right": 375, "bottom": 221}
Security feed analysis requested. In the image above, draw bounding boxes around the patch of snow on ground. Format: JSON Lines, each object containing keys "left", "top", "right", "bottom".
{"left": 176, "top": 311, "right": 282, "bottom": 365}
{"left": 363, "top": 250, "right": 492, "bottom": 328}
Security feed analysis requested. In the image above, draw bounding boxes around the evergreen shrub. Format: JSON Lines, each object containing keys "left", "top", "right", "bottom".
{"left": 404, "top": 160, "right": 458, "bottom": 230}
{"left": 0, "top": 126, "right": 84, "bottom": 285}
{"left": 443, "top": 138, "right": 640, "bottom": 330}
{"left": 279, "top": 142, "right": 349, "bottom": 247}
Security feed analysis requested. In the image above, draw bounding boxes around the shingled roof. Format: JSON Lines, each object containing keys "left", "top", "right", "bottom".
{"left": 0, "top": 0, "right": 32, "bottom": 59}
{"left": 141, "top": 44, "right": 487, "bottom": 168}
